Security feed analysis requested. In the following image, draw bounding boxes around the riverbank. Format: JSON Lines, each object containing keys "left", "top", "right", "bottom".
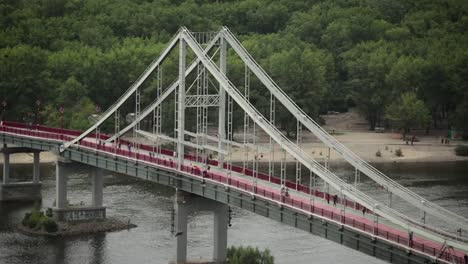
{"left": 17, "top": 217, "right": 137, "bottom": 237}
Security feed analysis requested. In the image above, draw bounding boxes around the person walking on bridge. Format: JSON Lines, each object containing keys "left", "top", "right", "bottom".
{"left": 332, "top": 194, "right": 338, "bottom": 206}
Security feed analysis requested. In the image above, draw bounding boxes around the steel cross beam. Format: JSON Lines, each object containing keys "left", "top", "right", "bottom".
{"left": 135, "top": 130, "right": 228, "bottom": 155}
{"left": 220, "top": 27, "right": 468, "bottom": 232}
{"left": 182, "top": 129, "right": 269, "bottom": 152}
{"left": 180, "top": 28, "right": 468, "bottom": 251}
{"left": 185, "top": 95, "right": 220, "bottom": 107}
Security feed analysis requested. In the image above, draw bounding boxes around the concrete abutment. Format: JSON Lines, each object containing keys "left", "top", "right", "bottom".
{"left": 53, "top": 157, "right": 106, "bottom": 221}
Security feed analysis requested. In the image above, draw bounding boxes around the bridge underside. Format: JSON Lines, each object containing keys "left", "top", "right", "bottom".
{"left": 0, "top": 145, "right": 42, "bottom": 201}
{"left": 1, "top": 133, "right": 438, "bottom": 264}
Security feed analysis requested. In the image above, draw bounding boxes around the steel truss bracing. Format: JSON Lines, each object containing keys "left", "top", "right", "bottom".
{"left": 218, "top": 37, "right": 227, "bottom": 168}
{"left": 196, "top": 63, "right": 202, "bottom": 160}
{"left": 268, "top": 94, "right": 275, "bottom": 181}
{"left": 65, "top": 27, "right": 468, "bottom": 252}
{"left": 185, "top": 95, "right": 220, "bottom": 108}
{"left": 295, "top": 120, "right": 302, "bottom": 190}
{"left": 242, "top": 65, "right": 250, "bottom": 173}
{"left": 153, "top": 66, "right": 162, "bottom": 155}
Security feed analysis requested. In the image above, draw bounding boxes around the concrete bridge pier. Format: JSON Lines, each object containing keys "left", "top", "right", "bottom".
{"left": 53, "top": 158, "right": 106, "bottom": 221}
{"left": 174, "top": 190, "right": 228, "bottom": 264}
{"left": 0, "top": 146, "right": 42, "bottom": 201}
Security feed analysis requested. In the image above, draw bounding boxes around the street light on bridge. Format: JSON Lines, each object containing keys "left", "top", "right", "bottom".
{"left": 1, "top": 99, "right": 7, "bottom": 123}
{"left": 59, "top": 105, "right": 65, "bottom": 129}
{"left": 35, "top": 99, "right": 41, "bottom": 125}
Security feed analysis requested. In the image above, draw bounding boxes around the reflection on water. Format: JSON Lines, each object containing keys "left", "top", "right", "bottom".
{"left": 1, "top": 161, "right": 468, "bottom": 264}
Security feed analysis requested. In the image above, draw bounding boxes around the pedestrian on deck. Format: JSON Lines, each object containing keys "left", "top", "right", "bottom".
{"left": 463, "top": 254, "right": 467, "bottom": 264}
{"left": 408, "top": 231, "right": 414, "bottom": 248}
{"left": 326, "top": 193, "right": 330, "bottom": 204}
{"left": 127, "top": 143, "right": 131, "bottom": 151}
{"left": 333, "top": 194, "right": 338, "bottom": 206}
{"left": 362, "top": 207, "right": 366, "bottom": 216}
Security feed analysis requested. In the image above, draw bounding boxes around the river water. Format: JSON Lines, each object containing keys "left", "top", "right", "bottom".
{"left": 1, "top": 161, "right": 468, "bottom": 264}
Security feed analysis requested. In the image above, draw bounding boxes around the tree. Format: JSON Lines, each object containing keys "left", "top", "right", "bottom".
{"left": 227, "top": 246, "right": 274, "bottom": 264}
{"left": 344, "top": 40, "right": 398, "bottom": 129}
{"left": 385, "top": 92, "right": 431, "bottom": 139}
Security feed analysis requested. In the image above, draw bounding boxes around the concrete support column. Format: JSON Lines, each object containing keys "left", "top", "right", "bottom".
{"left": 92, "top": 168, "right": 103, "bottom": 207}
{"left": 173, "top": 190, "right": 229, "bottom": 264}
{"left": 213, "top": 204, "right": 228, "bottom": 262}
{"left": 55, "top": 160, "right": 68, "bottom": 209}
{"left": 33, "top": 151, "right": 40, "bottom": 183}
{"left": 175, "top": 190, "right": 188, "bottom": 263}
{"left": 2, "top": 152, "right": 9, "bottom": 184}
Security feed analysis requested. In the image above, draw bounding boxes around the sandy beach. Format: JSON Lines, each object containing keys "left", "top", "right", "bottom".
{"left": 226, "top": 108, "right": 468, "bottom": 164}
{"left": 226, "top": 131, "right": 468, "bottom": 164}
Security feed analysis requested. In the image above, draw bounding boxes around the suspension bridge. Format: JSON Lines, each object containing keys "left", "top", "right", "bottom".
{"left": 1, "top": 27, "right": 467, "bottom": 264}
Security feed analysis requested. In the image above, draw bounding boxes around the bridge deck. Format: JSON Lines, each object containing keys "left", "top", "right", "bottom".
{"left": 0, "top": 122, "right": 466, "bottom": 263}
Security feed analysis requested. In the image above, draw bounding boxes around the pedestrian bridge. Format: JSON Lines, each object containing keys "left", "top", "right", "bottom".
{"left": 1, "top": 26, "right": 468, "bottom": 264}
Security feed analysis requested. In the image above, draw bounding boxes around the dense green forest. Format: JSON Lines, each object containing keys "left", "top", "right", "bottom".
{"left": 0, "top": 0, "right": 467, "bottom": 134}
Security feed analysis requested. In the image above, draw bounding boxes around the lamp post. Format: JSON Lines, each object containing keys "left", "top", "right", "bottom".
{"left": 1, "top": 99, "right": 7, "bottom": 122}
{"left": 35, "top": 99, "right": 41, "bottom": 125}
{"left": 59, "top": 105, "right": 64, "bottom": 129}
{"left": 95, "top": 105, "right": 101, "bottom": 147}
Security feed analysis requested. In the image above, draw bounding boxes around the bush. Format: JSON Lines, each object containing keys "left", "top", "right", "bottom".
{"left": 21, "top": 208, "right": 58, "bottom": 233}
{"left": 395, "top": 148, "right": 403, "bottom": 157}
{"left": 46, "top": 208, "right": 53, "bottom": 218}
{"left": 21, "top": 212, "right": 32, "bottom": 226}
{"left": 375, "top": 150, "right": 382, "bottom": 157}
{"left": 24, "top": 209, "right": 45, "bottom": 229}
{"left": 42, "top": 218, "right": 58, "bottom": 233}
{"left": 455, "top": 145, "right": 468, "bottom": 156}
{"left": 227, "top": 246, "right": 274, "bottom": 264}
